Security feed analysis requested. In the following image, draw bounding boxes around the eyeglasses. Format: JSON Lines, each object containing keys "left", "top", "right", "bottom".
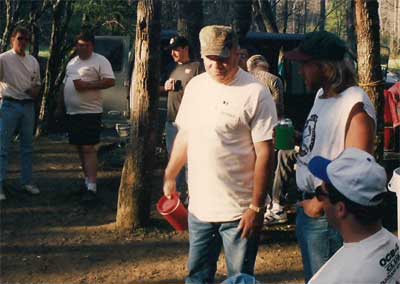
{"left": 16, "top": 37, "right": 29, "bottom": 41}
{"left": 315, "top": 186, "right": 329, "bottom": 202}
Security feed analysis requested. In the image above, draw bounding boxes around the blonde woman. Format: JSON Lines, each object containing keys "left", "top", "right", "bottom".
{"left": 285, "top": 31, "right": 376, "bottom": 283}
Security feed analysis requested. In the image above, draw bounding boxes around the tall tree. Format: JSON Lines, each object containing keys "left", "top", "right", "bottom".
{"left": 231, "top": 0, "right": 252, "bottom": 41}
{"left": 319, "top": 0, "right": 326, "bottom": 31}
{"left": 346, "top": 0, "right": 357, "bottom": 54}
{"left": 28, "top": 0, "right": 51, "bottom": 59}
{"left": 355, "top": 0, "right": 384, "bottom": 161}
{"left": 393, "top": 0, "right": 399, "bottom": 55}
{"left": 1, "top": 0, "right": 21, "bottom": 52}
{"left": 303, "top": 0, "right": 308, "bottom": 33}
{"left": 177, "top": 0, "right": 203, "bottom": 59}
{"left": 116, "top": 0, "right": 161, "bottom": 231}
{"left": 37, "top": 0, "right": 74, "bottom": 135}
{"left": 252, "top": 0, "right": 279, "bottom": 33}
{"left": 281, "top": 0, "right": 289, "bottom": 33}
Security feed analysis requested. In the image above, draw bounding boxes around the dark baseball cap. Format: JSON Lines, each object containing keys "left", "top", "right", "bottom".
{"left": 285, "top": 31, "right": 347, "bottom": 61}
{"left": 169, "top": 36, "right": 189, "bottom": 50}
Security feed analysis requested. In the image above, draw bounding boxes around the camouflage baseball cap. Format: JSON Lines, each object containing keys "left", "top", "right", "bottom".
{"left": 285, "top": 31, "right": 347, "bottom": 61}
{"left": 199, "top": 25, "right": 238, "bottom": 58}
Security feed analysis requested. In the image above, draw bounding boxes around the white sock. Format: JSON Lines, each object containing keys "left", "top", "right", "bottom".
{"left": 87, "top": 182, "right": 97, "bottom": 193}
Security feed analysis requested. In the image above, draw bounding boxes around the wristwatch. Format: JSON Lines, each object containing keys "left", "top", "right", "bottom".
{"left": 249, "top": 204, "right": 265, "bottom": 214}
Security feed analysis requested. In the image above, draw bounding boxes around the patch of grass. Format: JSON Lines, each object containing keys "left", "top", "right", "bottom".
{"left": 389, "top": 58, "right": 400, "bottom": 74}
{"left": 38, "top": 49, "right": 50, "bottom": 58}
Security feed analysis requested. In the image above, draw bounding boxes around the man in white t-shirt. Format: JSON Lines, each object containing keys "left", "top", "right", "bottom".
{"left": 163, "top": 25, "right": 277, "bottom": 283}
{"left": 0, "top": 26, "right": 42, "bottom": 201}
{"left": 57, "top": 31, "right": 115, "bottom": 202}
{"left": 307, "top": 148, "right": 400, "bottom": 284}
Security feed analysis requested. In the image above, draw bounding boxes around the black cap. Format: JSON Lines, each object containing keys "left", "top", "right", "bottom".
{"left": 169, "top": 36, "right": 189, "bottom": 50}
{"left": 285, "top": 31, "right": 347, "bottom": 62}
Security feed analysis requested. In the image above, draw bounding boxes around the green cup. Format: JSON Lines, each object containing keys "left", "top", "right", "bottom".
{"left": 275, "top": 119, "right": 295, "bottom": 150}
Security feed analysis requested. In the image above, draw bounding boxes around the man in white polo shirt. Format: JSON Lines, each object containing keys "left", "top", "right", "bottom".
{"left": 59, "top": 31, "right": 115, "bottom": 202}
{"left": 307, "top": 148, "right": 400, "bottom": 284}
{"left": 0, "top": 26, "right": 41, "bottom": 201}
{"left": 163, "top": 25, "right": 277, "bottom": 283}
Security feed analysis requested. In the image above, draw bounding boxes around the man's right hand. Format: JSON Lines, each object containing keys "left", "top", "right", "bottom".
{"left": 163, "top": 177, "right": 177, "bottom": 199}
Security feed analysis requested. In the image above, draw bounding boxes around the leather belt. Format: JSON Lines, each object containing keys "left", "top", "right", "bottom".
{"left": 3, "top": 97, "right": 33, "bottom": 104}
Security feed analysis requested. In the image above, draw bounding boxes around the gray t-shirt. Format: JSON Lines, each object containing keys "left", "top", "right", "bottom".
{"left": 166, "top": 61, "right": 202, "bottom": 122}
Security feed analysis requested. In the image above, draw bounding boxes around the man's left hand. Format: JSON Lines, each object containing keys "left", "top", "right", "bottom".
{"left": 238, "top": 208, "right": 264, "bottom": 239}
{"left": 297, "top": 197, "right": 324, "bottom": 218}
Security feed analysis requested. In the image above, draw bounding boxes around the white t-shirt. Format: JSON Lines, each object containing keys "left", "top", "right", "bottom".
{"left": 175, "top": 69, "right": 277, "bottom": 222}
{"left": 63, "top": 53, "right": 115, "bottom": 114}
{"left": 309, "top": 228, "right": 400, "bottom": 284}
{"left": 0, "top": 50, "right": 41, "bottom": 100}
{"left": 296, "top": 86, "right": 376, "bottom": 192}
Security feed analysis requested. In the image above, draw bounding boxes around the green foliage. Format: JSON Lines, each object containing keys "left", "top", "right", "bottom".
{"left": 325, "top": 0, "right": 347, "bottom": 38}
{"left": 73, "top": 0, "right": 137, "bottom": 37}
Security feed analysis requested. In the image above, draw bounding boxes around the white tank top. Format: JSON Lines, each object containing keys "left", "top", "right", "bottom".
{"left": 296, "top": 86, "right": 376, "bottom": 193}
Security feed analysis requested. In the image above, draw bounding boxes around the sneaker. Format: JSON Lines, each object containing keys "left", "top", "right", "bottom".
{"left": 22, "top": 184, "right": 40, "bottom": 195}
{"left": 264, "top": 208, "right": 288, "bottom": 225}
{"left": 0, "top": 185, "right": 6, "bottom": 201}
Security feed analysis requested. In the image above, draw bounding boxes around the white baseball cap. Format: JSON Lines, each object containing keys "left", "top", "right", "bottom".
{"left": 308, "top": 148, "right": 387, "bottom": 206}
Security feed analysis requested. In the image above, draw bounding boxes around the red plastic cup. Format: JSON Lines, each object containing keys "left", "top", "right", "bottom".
{"left": 157, "top": 193, "right": 188, "bottom": 232}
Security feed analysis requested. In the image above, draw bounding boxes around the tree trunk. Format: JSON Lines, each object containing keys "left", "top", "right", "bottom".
{"left": 231, "top": 0, "right": 252, "bottom": 41}
{"left": 29, "top": 0, "right": 51, "bottom": 59}
{"left": 253, "top": 0, "right": 279, "bottom": 33}
{"left": 252, "top": 0, "right": 267, "bottom": 32}
{"left": 319, "top": 0, "right": 325, "bottom": 31}
{"left": 116, "top": 0, "right": 161, "bottom": 231}
{"left": 303, "top": 0, "right": 308, "bottom": 33}
{"left": 1, "top": 0, "right": 21, "bottom": 53}
{"left": 270, "top": 0, "right": 276, "bottom": 18}
{"left": 346, "top": 0, "right": 357, "bottom": 55}
{"left": 37, "top": 0, "right": 74, "bottom": 136}
{"left": 177, "top": 0, "right": 203, "bottom": 60}
{"left": 393, "top": 0, "right": 399, "bottom": 56}
{"left": 355, "top": 0, "right": 383, "bottom": 161}
{"left": 282, "top": 0, "right": 289, "bottom": 33}
{"left": 29, "top": 0, "right": 40, "bottom": 59}
{"left": 0, "top": 0, "right": 5, "bottom": 35}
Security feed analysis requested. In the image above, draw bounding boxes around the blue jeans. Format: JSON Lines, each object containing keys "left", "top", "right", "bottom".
{"left": 186, "top": 213, "right": 259, "bottom": 284}
{"left": 295, "top": 206, "right": 342, "bottom": 283}
{"left": 272, "top": 149, "right": 298, "bottom": 203}
{"left": 165, "top": 121, "right": 186, "bottom": 189}
{"left": 0, "top": 99, "right": 35, "bottom": 185}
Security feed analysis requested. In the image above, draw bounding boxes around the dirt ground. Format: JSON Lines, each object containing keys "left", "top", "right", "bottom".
{"left": 0, "top": 134, "right": 308, "bottom": 284}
